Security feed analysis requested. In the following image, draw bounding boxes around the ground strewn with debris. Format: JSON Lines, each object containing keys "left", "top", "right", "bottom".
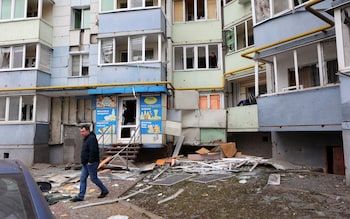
{"left": 30, "top": 159, "right": 350, "bottom": 219}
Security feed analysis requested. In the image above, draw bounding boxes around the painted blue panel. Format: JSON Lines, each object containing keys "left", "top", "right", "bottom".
{"left": 37, "top": 71, "right": 51, "bottom": 86}
{"left": 99, "top": 8, "right": 165, "bottom": 34}
{"left": 258, "top": 86, "right": 342, "bottom": 131}
{"left": 254, "top": 1, "right": 333, "bottom": 47}
{"left": 88, "top": 85, "right": 168, "bottom": 95}
{"left": 0, "top": 124, "right": 35, "bottom": 144}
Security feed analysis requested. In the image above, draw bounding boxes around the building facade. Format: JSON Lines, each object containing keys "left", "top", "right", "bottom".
{"left": 0, "top": 0, "right": 348, "bottom": 184}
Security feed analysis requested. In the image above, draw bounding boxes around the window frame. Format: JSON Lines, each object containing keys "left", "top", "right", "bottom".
{"left": 0, "top": 44, "right": 38, "bottom": 71}
{"left": 70, "top": 53, "right": 89, "bottom": 77}
{"left": 100, "top": 0, "right": 160, "bottom": 12}
{"left": 199, "top": 93, "right": 223, "bottom": 110}
{"left": 173, "top": 0, "right": 217, "bottom": 23}
{"left": 0, "top": 95, "right": 35, "bottom": 122}
{"left": 174, "top": 44, "right": 221, "bottom": 71}
{"left": 253, "top": 0, "right": 308, "bottom": 24}
{"left": 225, "top": 18, "right": 254, "bottom": 53}
{"left": 72, "top": 7, "right": 90, "bottom": 30}
{"left": 98, "top": 34, "right": 161, "bottom": 65}
{"left": 0, "top": 0, "right": 38, "bottom": 21}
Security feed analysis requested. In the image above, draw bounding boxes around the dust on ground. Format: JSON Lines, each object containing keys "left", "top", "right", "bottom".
{"left": 31, "top": 162, "right": 350, "bottom": 219}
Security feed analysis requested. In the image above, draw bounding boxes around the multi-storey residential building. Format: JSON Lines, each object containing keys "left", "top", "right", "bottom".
{"left": 0, "top": 0, "right": 349, "bottom": 185}
{"left": 170, "top": 0, "right": 226, "bottom": 147}
{"left": 327, "top": 0, "right": 350, "bottom": 184}
{"left": 48, "top": 0, "right": 169, "bottom": 164}
{"left": 223, "top": 0, "right": 272, "bottom": 158}
{"left": 0, "top": 0, "right": 54, "bottom": 165}
{"left": 247, "top": 0, "right": 344, "bottom": 175}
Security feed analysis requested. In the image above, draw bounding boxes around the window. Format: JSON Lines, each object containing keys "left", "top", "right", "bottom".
{"left": 254, "top": 0, "right": 307, "bottom": 23}
{"left": 342, "top": 7, "right": 350, "bottom": 68}
{"left": 173, "top": 0, "right": 217, "bottom": 22}
{"left": 100, "top": 0, "right": 159, "bottom": 12}
{"left": 199, "top": 93, "right": 221, "bottom": 109}
{"left": 71, "top": 54, "right": 89, "bottom": 76}
{"left": 0, "top": 44, "right": 37, "bottom": 70}
{"left": 174, "top": 44, "right": 220, "bottom": 70}
{"left": 0, "top": 0, "right": 38, "bottom": 20}
{"left": 0, "top": 96, "right": 34, "bottom": 122}
{"left": 226, "top": 19, "right": 254, "bottom": 53}
{"left": 99, "top": 34, "right": 160, "bottom": 65}
{"left": 72, "top": 8, "right": 90, "bottom": 29}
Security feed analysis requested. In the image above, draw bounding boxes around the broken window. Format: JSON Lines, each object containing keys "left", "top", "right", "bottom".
{"left": 254, "top": 0, "right": 308, "bottom": 24}
{"left": 130, "top": 36, "right": 143, "bottom": 61}
{"left": 342, "top": 7, "right": 350, "bottom": 68}
{"left": 0, "top": 44, "right": 37, "bottom": 70}
{"left": 174, "top": 0, "right": 217, "bottom": 23}
{"left": 272, "top": 39, "right": 338, "bottom": 93}
{"left": 1, "top": 0, "right": 38, "bottom": 20}
{"left": 9, "top": 96, "right": 20, "bottom": 121}
{"left": 0, "top": 97, "right": 5, "bottom": 121}
{"left": 72, "top": 8, "right": 90, "bottom": 29}
{"left": 21, "top": 96, "right": 33, "bottom": 121}
{"left": 100, "top": 34, "right": 161, "bottom": 65}
{"left": 0, "top": 47, "right": 10, "bottom": 69}
{"left": 100, "top": 0, "right": 159, "bottom": 11}
{"left": 71, "top": 54, "right": 89, "bottom": 76}
{"left": 225, "top": 18, "right": 254, "bottom": 53}
{"left": 174, "top": 44, "right": 220, "bottom": 70}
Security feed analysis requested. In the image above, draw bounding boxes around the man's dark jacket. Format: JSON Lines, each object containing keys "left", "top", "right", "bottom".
{"left": 81, "top": 132, "right": 100, "bottom": 165}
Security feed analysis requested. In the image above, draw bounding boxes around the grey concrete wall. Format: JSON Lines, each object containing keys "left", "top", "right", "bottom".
{"left": 227, "top": 132, "right": 272, "bottom": 158}
{"left": 272, "top": 131, "right": 342, "bottom": 168}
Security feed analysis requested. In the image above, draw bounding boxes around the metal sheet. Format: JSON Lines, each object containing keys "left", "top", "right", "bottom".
{"left": 150, "top": 174, "right": 193, "bottom": 186}
{"left": 189, "top": 174, "right": 233, "bottom": 183}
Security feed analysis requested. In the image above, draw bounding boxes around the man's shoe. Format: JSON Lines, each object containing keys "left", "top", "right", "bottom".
{"left": 70, "top": 196, "right": 83, "bottom": 202}
{"left": 97, "top": 191, "right": 109, "bottom": 199}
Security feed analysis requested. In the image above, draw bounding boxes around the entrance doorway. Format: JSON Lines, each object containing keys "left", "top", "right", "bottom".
{"left": 326, "top": 146, "right": 345, "bottom": 175}
{"left": 118, "top": 97, "right": 138, "bottom": 142}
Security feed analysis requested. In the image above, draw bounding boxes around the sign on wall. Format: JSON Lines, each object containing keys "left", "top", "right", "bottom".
{"left": 96, "top": 95, "right": 117, "bottom": 134}
{"left": 140, "top": 94, "right": 162, "bottom": 134}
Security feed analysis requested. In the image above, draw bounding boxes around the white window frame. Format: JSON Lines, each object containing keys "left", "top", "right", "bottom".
{"left": 70, "top": 52, "right": 89, "bottom": 77}
{"left": 226, "top": 18, "right": 254, "bottom": 53}
{"left": 252, "top": 0, "right": 309, "bottom": 24}
{"left": 72, "top": 7, "right": 90, "bottom": 30}
{"left": 0, "top": 44, "right": 37, "bottom": 71}
{"left": 0, "top": 95, "right": 35, "bottom": 122}
{"left": 98, "top": 34, "right": 161, "bottom": 65}
{"left": 174, "top": 44, "right": 221, "bottom": 71}
{"left": 0, "top": 0, "right": 41, "bottom": 21}
{"left": 100, "top": 0, "right": 160, "bottom": 12}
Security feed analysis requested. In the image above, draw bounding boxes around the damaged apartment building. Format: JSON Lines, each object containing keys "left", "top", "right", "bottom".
{"left": 0, "top": 0, "right": 350, "bottom": 184}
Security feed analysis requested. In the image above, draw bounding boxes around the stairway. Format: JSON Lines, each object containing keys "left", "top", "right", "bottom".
{"left": 101, "top": 143, "right": 142, "bottom": 162}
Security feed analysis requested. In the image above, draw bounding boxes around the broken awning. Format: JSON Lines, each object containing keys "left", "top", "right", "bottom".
{"left": 88, "top": 85, "right": 168, "bottom": 95}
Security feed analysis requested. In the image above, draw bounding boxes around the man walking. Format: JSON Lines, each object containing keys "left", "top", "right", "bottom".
{"left": 70, "top": 124, "right": 109, "bottom": 202}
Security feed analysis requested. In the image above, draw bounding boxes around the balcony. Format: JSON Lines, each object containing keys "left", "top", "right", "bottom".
{"left": 258, "top": 85, "right": 342, "bottom": 131}
{"left": 0, "top": 19, "right": 53, "bottom": 46}
{"left": 227, "top": 104, "right": 259, "bottom": 132}
{"left": 98, "top": 8, "right": 166, "bottom": 35}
